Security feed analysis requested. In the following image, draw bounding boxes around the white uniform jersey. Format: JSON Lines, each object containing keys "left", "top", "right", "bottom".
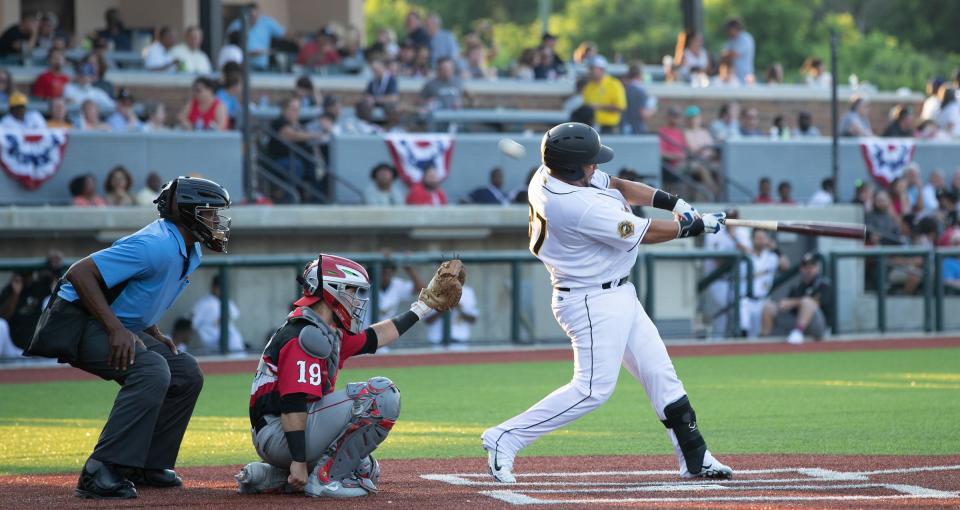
{"left": 526, "top": 166, "right": 651, "bottom": 289}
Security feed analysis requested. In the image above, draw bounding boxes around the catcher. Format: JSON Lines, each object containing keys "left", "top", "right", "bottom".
{"left": 237, "top": 253, "right": 464, "bottom": 498}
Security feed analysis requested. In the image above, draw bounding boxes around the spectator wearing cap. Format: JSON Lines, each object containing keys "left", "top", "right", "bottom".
{"left": 217, "top": 30, "right": 243, "bottom": 70}
{"left": 426, "top": 13, "right": 459, "bottom": 68}
{"left": 761, "top": 253, "right": 832, "bottom": 344}
{"left": 465, "top": 167, "right": 510, "bottom": 205}
{"left": 144, "top": 26, "right": 179, "bottom": 72}
{"left": 169, "top": 26, "right": 212, "bottom": 74}
{"left": 1, "top": 91, "right": 47, "bottom": 130}
{"left": 795, "top": 111, "right": 821, "bottom": 137}
{"left": 226, "top": 4, "right": 286, "bottom": 70}
{"left": 721, "top": 18, "right": 755, "bottom": 84}
{"left": 96, "top": 8, "right": 131, "bottom": 52}
{"left": 363, "top": 163, "right": 406, "bottom": 206}
{"left": 106, "top": 88, "right": 141, "bottom": 132}
{"left": 31, "top": 47, "right": 69, "bottom": 99}
{"left": 621, "top": 62, "right": 651, "bottom": 135}
{"left": 217, "top": 62, "right": 243, "bottom": 125}
{"left": 365, "top": 60, "right": 398, "bottom": 107}
{"left": 46, "top": 97, "right": 71, "bottom": 128}
{"left": 839, "top": 95, "right": 874, "bottom": 137}
{"left": 0, "top": 12, "right": 39, "bottom": 58}
{"left": 808, "top": 178, "right": 834, "bottom": 206}
{"left": 921, "top": 77, "right": 945, "bottom": 121}
{"left": 883, "top": 104, "right": 915, "bottom": 137}
{"left": 583, "top": 55, "right": 626, "bottom": 134}
{"left": 63, "top": 62, "right": 115, "bottom": 111}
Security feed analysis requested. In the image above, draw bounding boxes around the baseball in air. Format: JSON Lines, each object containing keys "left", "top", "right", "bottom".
{"left": 498, "top": 138, "right": 527, "bottom": 159}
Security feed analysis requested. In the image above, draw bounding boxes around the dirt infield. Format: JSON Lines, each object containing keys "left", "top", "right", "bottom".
{"left": 1, "top": 454, "right": 958, "bottom": 509}
{"left": 2, "top": 336, "right": 959, "bottom": 384}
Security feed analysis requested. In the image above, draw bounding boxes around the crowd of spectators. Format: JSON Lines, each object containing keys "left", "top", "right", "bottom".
{"left": 66, "top": 167, "right": 164, "bottom": 208}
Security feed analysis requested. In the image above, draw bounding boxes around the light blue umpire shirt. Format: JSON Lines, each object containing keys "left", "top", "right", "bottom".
{"left": 58, "top": 219, "right": 202, "bottom": 333}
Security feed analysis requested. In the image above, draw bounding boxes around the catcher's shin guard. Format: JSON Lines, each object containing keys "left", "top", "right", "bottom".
{"left": 314, "top": 377, "right": 400, "bottom": 484}
{"left": 661, "top": 395, "right": 707, "bottom": 474}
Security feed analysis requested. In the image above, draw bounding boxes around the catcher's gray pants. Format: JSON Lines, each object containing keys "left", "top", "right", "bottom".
{"left": 68, "top": 320, "right": 203, "bottom": 469}
{"left": 253, "top": 389, "right": 355, "bottom": 467}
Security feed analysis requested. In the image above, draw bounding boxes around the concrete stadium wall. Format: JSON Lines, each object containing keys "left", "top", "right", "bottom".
{"left": 329, "top": 134, "right": 662, "bottom": 204}
{"left": 0, "top": 132, "right": 243, "bottom": 205}
{"left": 723, "top": 139, "right": 960, "bottom": 203}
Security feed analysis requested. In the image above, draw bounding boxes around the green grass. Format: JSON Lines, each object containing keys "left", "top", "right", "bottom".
{"left": 1, "top": 347, "right": 959, "bottom": 474}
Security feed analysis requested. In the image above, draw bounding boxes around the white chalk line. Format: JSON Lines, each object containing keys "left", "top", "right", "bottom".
{"left": 420, "top": 475, "right": 877, "bottom": 487}
{"left": 479, "top": 492, "right": 960, "bottom": 505}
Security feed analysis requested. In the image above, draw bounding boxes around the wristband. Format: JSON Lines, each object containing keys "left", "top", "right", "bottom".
{"left": 652, "top": 189, "right": 680, "bottom": 211}
{"left": 391, "top": 309, "right": 420, "bottom": 336}
{"left": 285, "top": 430, "right": 306, "bottom": 463}
{"left": 409, "top": 300, "right": 431, "bottom": 319}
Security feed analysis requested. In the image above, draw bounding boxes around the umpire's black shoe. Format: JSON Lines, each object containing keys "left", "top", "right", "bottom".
{"left": 119, "top": 467, "right": 183, "bottom": 488}
{"left": 75, "top": 459, "right": 138, "bottom": 499}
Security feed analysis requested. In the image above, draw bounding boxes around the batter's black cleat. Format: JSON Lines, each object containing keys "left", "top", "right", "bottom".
{"left": 119, "top": 467, "right": 183, "bottom": 487}
{"left": 75, "top": 459, "right": 138, "bottom": 499}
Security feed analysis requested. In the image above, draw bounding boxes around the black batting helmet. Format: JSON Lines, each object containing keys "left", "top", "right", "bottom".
{"left": 541, "top": 122, "right": 614, "bottom": 180}
{"left": 154, "top": 176, "right": 232, "bottom": 253}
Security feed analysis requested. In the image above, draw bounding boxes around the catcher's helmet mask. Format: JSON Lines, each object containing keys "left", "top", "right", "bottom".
{"left": 154, "top": 176, "right": 231, "bottom": 253}
{"left": 541, "top": 122, "right": 614, "bottom": 181}
{"left": 295, "top": 254, "right": 371, "bottom": 334}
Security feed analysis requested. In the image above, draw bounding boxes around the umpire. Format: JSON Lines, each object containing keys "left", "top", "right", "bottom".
{"left": 27, "top": 177, "right": 231, "bottom": 499}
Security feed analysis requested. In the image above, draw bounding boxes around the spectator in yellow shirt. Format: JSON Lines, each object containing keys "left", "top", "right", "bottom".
{"left": 582, "top": 55, "right": 626, "bottom": 133}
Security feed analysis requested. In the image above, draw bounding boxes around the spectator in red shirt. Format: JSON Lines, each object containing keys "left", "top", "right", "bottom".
{"left": 296, "top": 27, "right": 340, "bottom": 70}
{"left": 778, "top": 180, "right": 796, "bottom": 204}
{"left": 659, "top": 106, "right": 688, "bottom": 186}
{"left": 406, "top": 166, "right": 447, "bottom": 206}
{"left": 31, "top": 47, "right": 69, "bottom": 99}
{"left": 755, "top": 176, "right": 774, "bottom": 203}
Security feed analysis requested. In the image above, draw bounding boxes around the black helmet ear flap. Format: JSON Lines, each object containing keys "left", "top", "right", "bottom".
{"left": 153, "top": 178, "right": 179, "bottom": 219}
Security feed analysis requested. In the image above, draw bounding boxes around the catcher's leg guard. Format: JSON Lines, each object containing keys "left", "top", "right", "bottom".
{"left": 661, "top": 395, "right": 707, "bottom": 474}
{"left": 314, "top": 377, "right": 400, "bottom": 484}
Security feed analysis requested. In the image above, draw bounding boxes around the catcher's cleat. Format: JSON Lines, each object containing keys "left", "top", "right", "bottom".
{"left": 680, "top": 451, "right": 733, "bottom": 480}
{"left": 305, "top": 463, "right": 372, "bottom": 498}
{"left": 235, "top": 462, "right": 290, "bottom": 494}
{"left": 486, "top": 449, "right": 516, "bottom": 484}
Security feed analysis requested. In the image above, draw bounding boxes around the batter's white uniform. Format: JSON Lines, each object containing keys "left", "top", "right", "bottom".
{"left": 482, "top": 166, "right": 692, "bottom": 471}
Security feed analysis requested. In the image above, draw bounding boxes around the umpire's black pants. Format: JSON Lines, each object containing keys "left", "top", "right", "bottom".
{"left": 65, "top": 308, "right": 204, "bottom": 469}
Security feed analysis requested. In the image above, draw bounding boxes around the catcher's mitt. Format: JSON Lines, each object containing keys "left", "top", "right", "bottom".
{"left": 419, "top": 259, "right": 466, "bottom": 312}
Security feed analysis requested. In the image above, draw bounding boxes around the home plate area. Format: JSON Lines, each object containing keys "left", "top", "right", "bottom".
{"left": 422, "top": 455, "right": 960, "bottom": 508}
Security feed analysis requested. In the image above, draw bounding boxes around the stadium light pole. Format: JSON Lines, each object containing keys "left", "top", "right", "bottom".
{"left": 830, "top": 29, "right": 839, "bottom": 202}
{"left": 538, "top": 0, "right": 551, "bottom": 34}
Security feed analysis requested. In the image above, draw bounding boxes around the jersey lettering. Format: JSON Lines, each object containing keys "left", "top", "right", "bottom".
{"left": 528, "top": 203, "right": 548, "bottom": 255}
{"left": 296, "top": 360, "right": 323, "bottom": 386}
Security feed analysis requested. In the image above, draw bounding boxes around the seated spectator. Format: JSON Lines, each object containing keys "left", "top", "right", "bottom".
{"left": 366, "top": 27, "right": 399, "bottom": 61}
{"left": 106, "top": 88, "right": 142, "bottom": 132}
{"left": 144, "top": 26, "right": 179, "bottom": 72}
{"left": 658, "top": 106, "right": 688, "bottom": 174}
{"left": 865, "top": 190, "right": 906, "bottom": 245}
{"left": 802, "top": 57, "right": 831, "bottom": 87}
{"left": 761, "top": 253, "right": 831, "bottom": 344}
{"left": 0, "top": 251, "right": 64, "bottom": 357}
{"left": 764, "top": 62, "right": 784, "bottom": 84}
{"left": 1, "top": 92, "right": 46, "bottom": 130}
{"left": 511, "top": 167, "right": 538, "bottom": 204}
{"left": 31, "top": 47, "right": 69, "bottom": 99}
{"left": 674, "top": 30, "right": 709, "bottom": 82}
{"left": 69, "top": 174, "right": 106, "bottom": 207}
{"left": 90, "top": 50, "right": 115, "bottom": 98}
{"left": 883, "top": 104, "right": 915, "bottom": 137}
{"left": 426, "top": 13, "right": 459, "bottom": 68}
{"left": 75, "top": 99, "right": 108, "bottom": 131}
{"left": 342, "top": 100, "right": 382, "bottom": 135}
{"left": 710, "top": 102, "right": 740, "bottom": 142}
{"left": 169, "top": 26, "right": 212, "bottom": 74}
{"left": 217, "top": 30, "right": 243, "bottom": 70}
{"left": 63, "top": 62, "right": 115, "bottom": 111}
{"left": 45, "top": 97, "right": 70, "bottom": 128}
{"left": 621, "top": 62, "right": 651, "bottom": 135}
{"left": 769, "top": 114, "right": 791, "bottom": 139}
{"left": 513, "top": 47, "right": 539, "bottom": 80}
{"left": 141, "top": 103, "right": 168, "bottom": 132}
{"left": 839, "top": 95, "right": 874, "bottom": 136}
{"left": 404, "top": 11, "right": 431, "bottom": 49}
{"left": 191, "top": 275, "right": 245, "bottom": 354}
{"left": 37, "top": 14, "right": 66, "bottom": 51}
{"left": 293, "top": 75, "right": 320, "bottom": 109}
{"left": 96, "top": 8, "right": 132, "bottom": 51}
{"left": 363, "top": 163, "right": 406, "bottom": 206}
{"left": 562, "top": 77, "right": 587, "bottom": 115}
{"left": 740, "top": 229, "right": 789, "bottom": 338}
{"left": 217, "top": 62, "right": 242, "bottom": 124}
{"left": 463, "top": 43, "right": 495, "bottom": 80}
{"left": 171, "top": 317, "right": 193, "bottom": 353}
{"left": 921, "top": 170, "right": 946, "bottom": 216}
{"left": 465, "top": 167, "right": 510, "bottom": 205}
{"left": 778, "top": 180, "right": 795, "bottom": 204}
{"left": 754, "top": 176, "right": 773, "bottom": 203}
{"left": 297, "top": 26, "right": 340, "bottom": 69}
{"left": 904, "top": 164, "right": 926, "bottom": 215}
{"left": 682, "top": 105, "right": 720, "bottom": 195}
{"left": 420, "top": 58, "right": 465, "bottom": 111}
{"left": 808, "top": 178, "right": 834, "bottom": 206}
{"left": 739, "top": 107, "right": 762, "bottom": 136}
{"left": 0, "top": 12, "right": 39, "bottom": 59}
{"left": 936, "top": 88, "right": 960, "bottom": 138}
{"left": 406, "top": 166, "right": 447, "bottom": 206}
{"left": 339, "top": 25, "right": 365, "bottom": 66}
{"left": 411, "top": 45, "right": 432, "bottom": 77}
{"left": 921, "top": 77, "right": 944, "bottom": 121}
{"left": 178, "top": 77, "right": 229, "bottom": 131}
{"left": 711, "top": 55, "right": 741, "bottom": 88}
{"left": 795, "top": 111, "right": 821, "bottom": 137}
{"left": 103, "top": 165, "right": 135, "bottom": 205}
{"left": 583, "top": 56, "right": 626, "bottom": 134}
{"left": 425, "top": 284, "right": 478, "bottom": 350}
{"left": 537, "top": 32, "right": 567, "bottom": 79}
{"left": 266, "top": 97, "right": 324, "bottom": 200}
{"left": 135, "top": 171, "right": 164, "bottom": 205}
{"left": 365, "top": 59, "right": 398, "bottom": 106}
{"left": 0, "top": 68, "right": 12, "bottom": 105}
{"left": 572, "top": 40, "right": 597, "bottom": 64}
{"left": 917, "top": 118, "right": 950, "bottom": 141}
{"left": 853, "top": 179, "right": 875, "bottom": 213}
{"left": 226, "top": 4, "right": 286, "bottom": 70}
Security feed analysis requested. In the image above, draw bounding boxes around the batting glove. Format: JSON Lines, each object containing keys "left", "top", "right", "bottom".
{"left": 673, "top": 198, "right": 701, "bottom": 221}
{"left": 702, "top": 212, "right": 726, "bottom": 234}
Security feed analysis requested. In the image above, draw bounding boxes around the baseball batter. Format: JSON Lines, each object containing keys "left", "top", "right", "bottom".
{"left": 482, "top": 122, "right": 732, "bottom": 482}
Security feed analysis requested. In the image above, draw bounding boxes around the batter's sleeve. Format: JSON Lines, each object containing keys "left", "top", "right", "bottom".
{"left": 578, "top": 201, "right": 651, "bottom": 252}
{"left": 589, "top": 170, "right": 612, "bottom": 189}
{"left": 90, "top": 237, "right": 156, "bottom": 288}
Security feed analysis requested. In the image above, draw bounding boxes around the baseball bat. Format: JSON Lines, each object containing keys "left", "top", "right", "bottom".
{"left": 723, "top": 219, "right": 866, "bottom": 240}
